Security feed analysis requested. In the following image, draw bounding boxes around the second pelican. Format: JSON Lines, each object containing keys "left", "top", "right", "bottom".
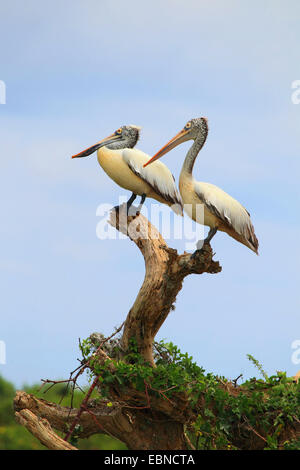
{"left": 144, "top": 118, "right": 259, "bottom": 254}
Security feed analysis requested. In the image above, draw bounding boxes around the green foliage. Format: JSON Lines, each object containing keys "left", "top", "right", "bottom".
{"left": 88, "top": 338, "right": 207, "bottom": 399}
{"left": 82, "top": 337, "right": 300, "bottom": 450}
{"left": 247, "top": 354, "right": 268, "bottom": 381}
{"left": 192, "top": 370, "right": 300, "bottom": 450}
{"left": 0, "top": 375, "right": 15, "bottom": 425}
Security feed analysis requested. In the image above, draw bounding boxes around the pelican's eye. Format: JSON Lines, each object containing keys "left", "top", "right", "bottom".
{"left": 115, "top": 128, "right": 122, "bottom": 135}
{"left": 184, "top": 122, "right": 192, "bottom": 130}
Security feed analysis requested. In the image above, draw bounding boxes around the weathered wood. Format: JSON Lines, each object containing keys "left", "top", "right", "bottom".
{"left": 14, "top": 390, "right": 132, "bottom": 440}
{"left": 109, "top": 206, "right": 221, "bottom": 365}
{"left": 14, "top": 391, "right": 188, "bottom": 450}
{"left": 15, "top": 408, "right": 77, "bottom": 450}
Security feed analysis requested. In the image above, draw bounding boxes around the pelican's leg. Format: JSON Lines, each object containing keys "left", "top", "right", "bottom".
{"left": 126, "top": 193, "right": 137, "bottom": 212}
{"left": 135, "top": 193, "right": 146, "bottom": 215}
{"left": 191, "top": 227, "right": 218, "bottom": 259}
{"left": 129, "top": 193, "right": 146, "bottom": 217}
{"left": 204, "top": 227, "right": 217, "bottom": 243}
{"left": 113, "top": 193, "right": 136, "bottom": 214}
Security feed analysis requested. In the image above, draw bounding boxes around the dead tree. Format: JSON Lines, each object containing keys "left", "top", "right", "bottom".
{"left": 13, "top": 207, "right": 300, "bottom": 450}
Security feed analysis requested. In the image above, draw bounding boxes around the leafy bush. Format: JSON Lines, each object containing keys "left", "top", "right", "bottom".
{"left": 81, "top": 337, "right": 300, "bottom": 450}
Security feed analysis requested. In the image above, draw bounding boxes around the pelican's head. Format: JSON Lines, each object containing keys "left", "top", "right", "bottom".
{"left": 72, "top": 125, "right": 141, "bottom": 158}
{"left": 143, "top": 118, "right": 208, "bottom": 167}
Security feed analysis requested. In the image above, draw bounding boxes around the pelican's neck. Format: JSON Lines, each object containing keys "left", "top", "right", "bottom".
{"left": 106, "top": 135, "right": 138, "bottom": 151}
{"left": 106, "top": 141, "right": 127, "bottom": 150}
{"left": 181, "top": 132, "right": 207, "bottom": 177}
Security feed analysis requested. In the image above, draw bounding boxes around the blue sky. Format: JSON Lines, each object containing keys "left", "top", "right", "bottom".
{"left": 0, "top": 0, "right": 299, "bottom": 387}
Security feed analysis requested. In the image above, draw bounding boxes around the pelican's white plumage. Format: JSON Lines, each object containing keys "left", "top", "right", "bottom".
{"left": 122, "top": 148, "right": 182, "bottom": 209}
{"left": 192, "top": 181, "right": 257, "bottom": 252}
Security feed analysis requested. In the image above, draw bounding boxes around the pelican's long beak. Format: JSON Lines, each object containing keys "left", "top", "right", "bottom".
{"left": 143, "top": 128, "right": 191, "bottom": 167}
{"left": 71, "top": 133, "right": 121, "bottom": 158}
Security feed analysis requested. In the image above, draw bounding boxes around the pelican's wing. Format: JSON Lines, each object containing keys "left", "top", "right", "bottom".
{"left": 195, "top": 182, "right": 259, "bottom": 253}
{"left": 122, "top": 148, "right": 183, "bottom": 213}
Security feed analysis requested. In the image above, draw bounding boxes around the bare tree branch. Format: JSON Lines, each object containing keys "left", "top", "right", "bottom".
{"left": 14, "top": 391, "right": 188, "bottom": 450}
{"left": 15, "top": 409, "right": 77, "bottom": 450}
{"left": 14, "top": 391, "right": 131, "bottom": 439}
{"left": 109, "top": 206, "right": 221, "bottom": 365}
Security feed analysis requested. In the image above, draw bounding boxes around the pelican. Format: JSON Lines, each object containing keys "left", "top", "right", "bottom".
{"left": 144, "top": 118, "right": 259, "bottom": 254}
{"left": 72, "top": 125, "right": 182, "bottom": 214}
